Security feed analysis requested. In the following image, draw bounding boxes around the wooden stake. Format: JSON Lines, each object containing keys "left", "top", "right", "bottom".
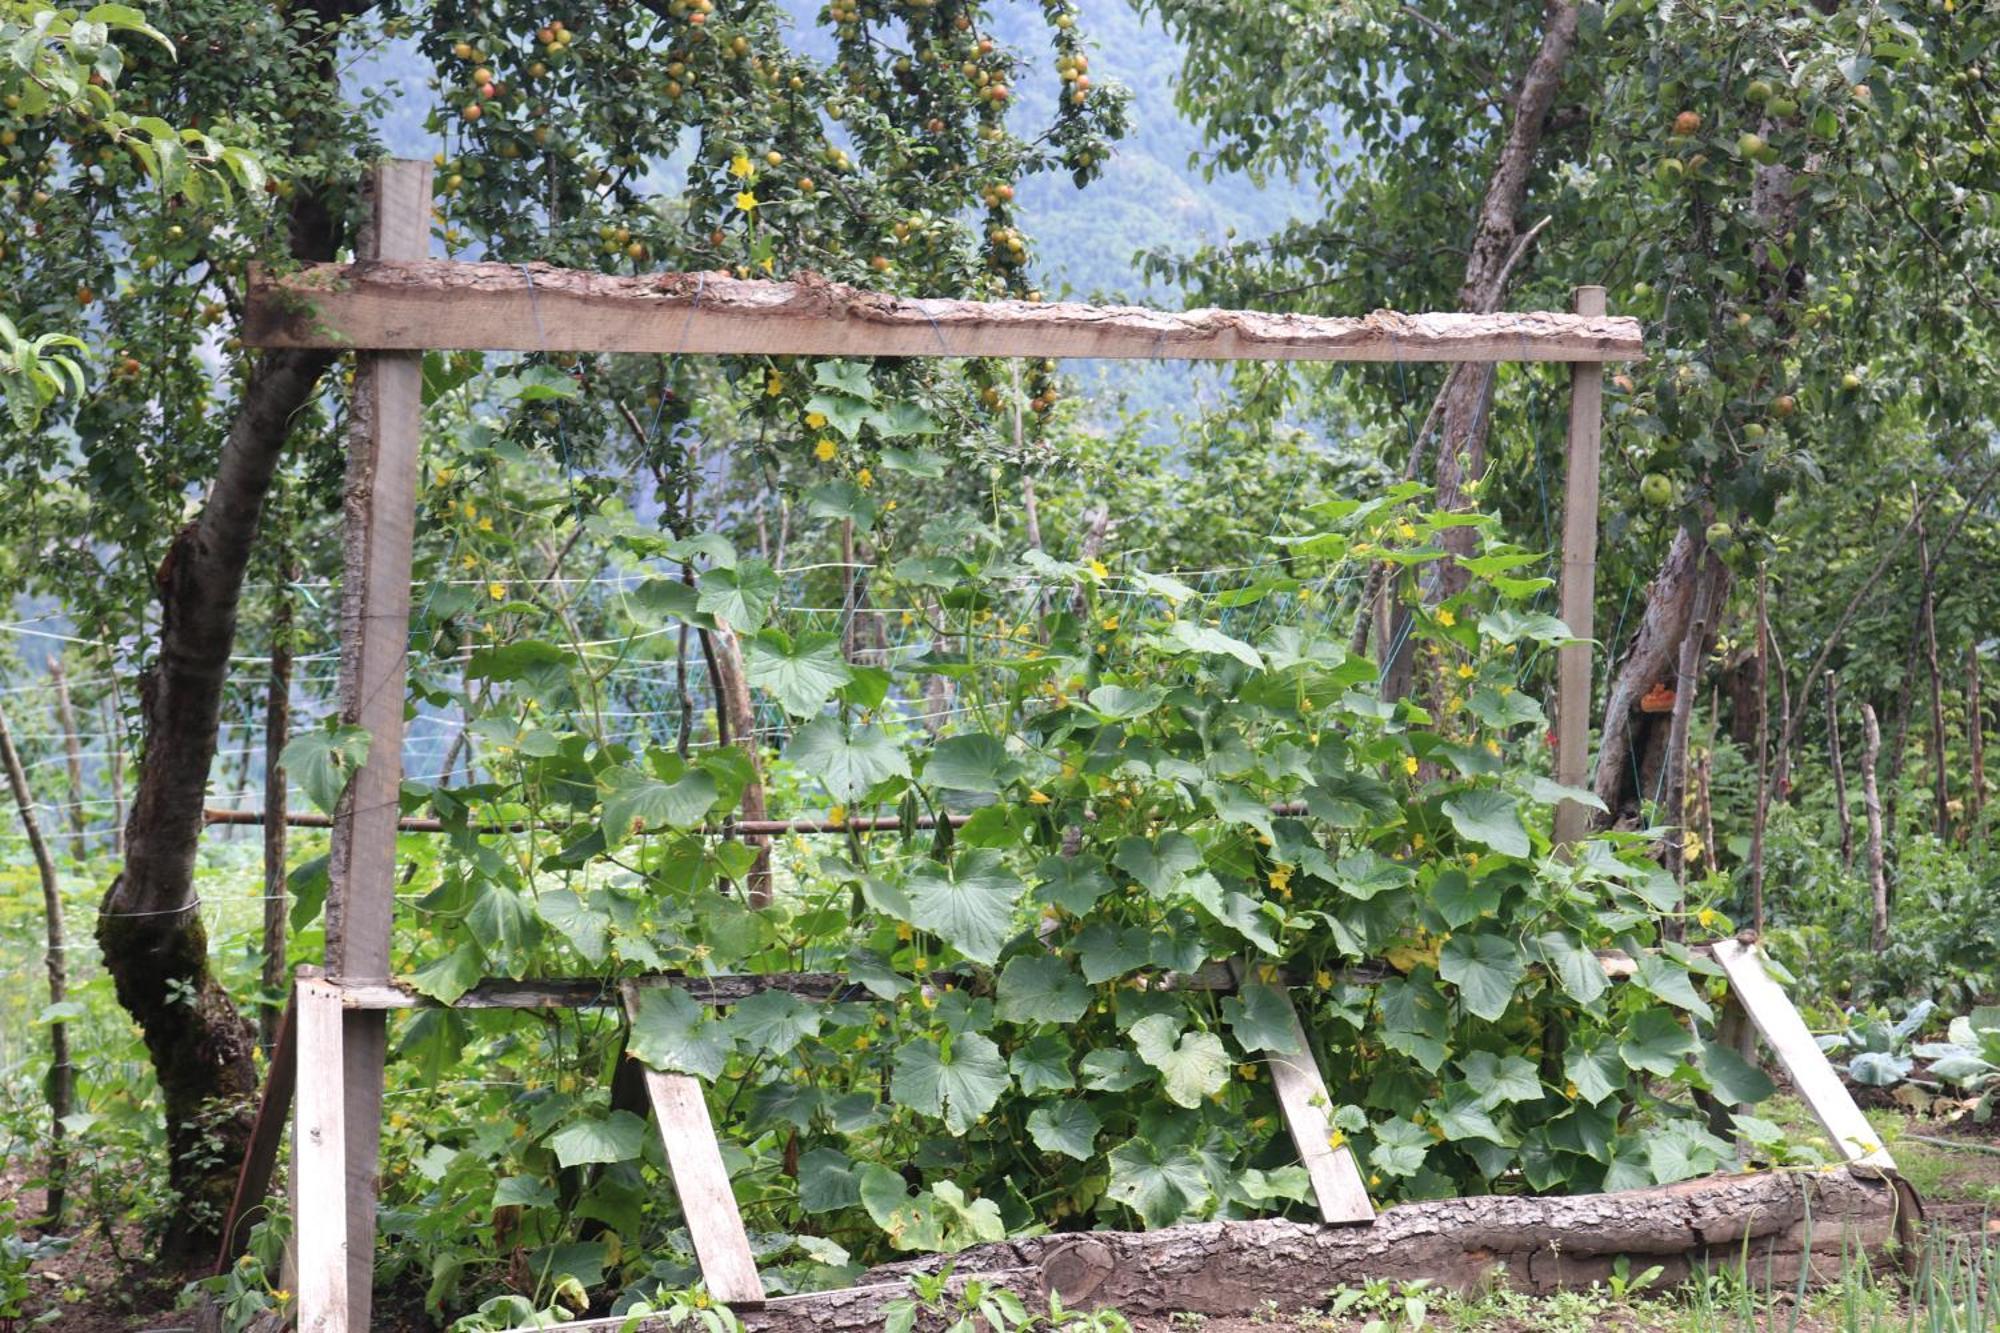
{"left": 1970, "top": 644, "right": 1986, "bottom": 826}
{"left": 1228, "top": 963, "right": 1374, "bottom": 1224}
{"left": 1711, "top": 941, "right": 1893, "bottom": 1169}
{"left": 295, "top": 977, "right": 350, "bottom": 1333}
{"left": 217, "top": 986, "right": 299, "bottom": 1275}
{"left": 1747, "top": 565, "right": 1771, "bottom": 935}
{"left": 1554, "top": 286, "right": 1606, "bottom": 848}
{"left": 618, "top": 983, "right": 765, "bottom": 1303}
{"left": 1860, "top": 702, "right": 1888, "bottom": 953}
{"left": 316, "top": 155, "right": 431, "bottom": 1333}
{"left": 262, "top": 577, "right": 293, "bottom": 1054}
{"left": 0, "top": 699, "right": 70, "bottom": 1226}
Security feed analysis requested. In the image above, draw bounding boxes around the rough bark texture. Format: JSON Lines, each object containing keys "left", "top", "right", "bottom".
{"left": 1971, "top": 645, "right": 1986, "bottom": 826}
{"left": 1861, "top": 702, "right": 1888, "bottom": 952}
{"left": 709, "top": 622, "right": 774, "bottom": 906}
{"left": 0, "top": 700, "right": 71, "bottom": 1226}
{"left": 1747, "top": 568, "right": 1771, "bottom": 933}
{"left": 94, "top": 173, "right": 346, "bottom": 1262}
{"left": 245, "top": 261, "right": 1643, "bottom": 362}
{"left": 482, "top": 1170, "right": 1908, "bottom": 1333}
{"left": 260, "top": 584, "right": 292, "bottom": 1054}
{"left": 1827, "top": 672, "right": 1853, "bottom": 872}
{"left": 1593, "top": 530, "right": 1730, "bottom": 827}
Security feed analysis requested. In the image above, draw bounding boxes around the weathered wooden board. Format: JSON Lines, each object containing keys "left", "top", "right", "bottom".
{"left": 317, "top": 156, "right": 433, "bottom": 1333}
{"left": 1230, "top": 962, "right": 1374, "bottom": 1224}
{"left": 244, "top": 261, "right": 1646, "bottom": 363}
{"left": 293, "top": 979, "right": 349, "bottom": 1333}
{"left": 1711, "top": 939, "right": 1895, "bottom": 1168}
{"left": 1553, "top": 285, "right": 1607, "bottom": 848}
{"left": 619, "top": 983, "right": 765, "bottom": 1304}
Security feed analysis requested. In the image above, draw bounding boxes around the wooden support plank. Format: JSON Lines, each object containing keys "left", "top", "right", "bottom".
{"left": 1553, "top": 285, "right": 1608, "bottom": 849}
{"left": 1711, "top": 939, "right": 1894, "bottom": 1168}
{"left": 294, "top": 978, "right": 350, "bottom": 1333}
{"left": 215, "top": 987, "right": 299, "bottom": 1275}
{"left": 618, "top": 983, "right": 765, "bottom": 1303}
{"left": 245, "top": 259, "right": 1646, "bottom": 363}
{"left": 321, "top": 156, "right": 432, "bottom": 1332}
{"left": 1229, "top": 963, "right": 1373, "bottom": 1224}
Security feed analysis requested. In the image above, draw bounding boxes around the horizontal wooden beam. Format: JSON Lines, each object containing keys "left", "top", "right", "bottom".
{"left": 245, "top": 262, "right": 1644, "bottom": 363}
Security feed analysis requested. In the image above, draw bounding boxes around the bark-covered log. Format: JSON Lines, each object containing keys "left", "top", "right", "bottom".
{"left": 550, "top": 1169, "right": 1904, "bottom": 1333}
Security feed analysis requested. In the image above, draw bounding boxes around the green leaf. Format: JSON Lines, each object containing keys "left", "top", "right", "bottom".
{"left": 746, "top": 629, "right": 852, "bottom": 718}
{"left": 798, "top": 1147, "right": 861, "bottom": 1213}
{"left": 1168, "top": 619, "right": 1264, "bottom": 669}
{"left": 924, "top": 734, "right": 1021, "bottom": 794}
{"left": 1086, "top": 685, "right": 1163, "bottom": 720}
{"left": 813, "top": 359, "right": 877, "bottom": 401}
{"left": 629, "top": 988, "right": 733, "bottom": 1080}
{"left": 1009, "top": 1033, "right": 1076, "bottom": 1093}
{"left": 1438, "top": 932, "right": 1525, "bottom": 1021}
{"left": 1033, "top": 854, "right": 1113, "bottom": 914}
{"left": 1434, "top": 1083, "right": 1511, "bottom": 1144}
{"left": 696, "top": 558, "right": 780, "bottom": 631}
{"left": 785, "top": 719, "right": 911, "bottom": 802}
{"left": 548, "top": 1110, "right": 648, "bottom": 1168}
{"left": 1459, "top": 1051, "right": 1542, "bottom": 1105}
{"left": 725, "top": 990, "right": 821, "bottom": 1056}
{"left": 281, "top": 724, "right": 372, "bottom": 816}
{"left": 1529, "top": 931, "right": 1608, "bottom": 1005}
{"left": 1222, "top": 981, "right": 1303, "bottom": 1055}
{"left": 1619, "top": 1007, "right": 1698, "bottom": 1078}
{"left": 1564, "top": 1039, "right": 1627, "bottom": 1104}
{"left": 536, "top": 891, "right": 609, "bottom": 966}
{"left": 1699, "top": 1040, "right": 1776, "bottom": 1105}
{"left": 1026, "top": 1101, "right": 1101, "bottom": 1160}
{"left": 493, "top": 1175, "right": 557, "bottom": 1210}
{"left": 904, "top": 849, "right": 1026, "bottom": 965}
{"left": 1634, "top": 953, "right": 1714, "bottom": 1021}
{"left": 1478, "top": 608, "right": 1574, "bottom": 645}
{"left": 1378, "top": 972, "right": 1450, "bottom": 1072}
{"left": 1115, "top": 832, "right": 1202, "bottom": 894}
{"left": 601, "top": 765, "right": 718, "bottom": 848}
{"left": 1369, "top": 1117, "right": 1432, "bottom": 1177}
{"left": 891, "top": 1032, "right": 1009, "bottom": 1134}
{"left": 1080, "top": 1048, "right": 1149, "bottom": 1092}
{"left": 1107, "top": 1139, "right": 1211, "bottom": 1228}
{"left": 1331, "top": 849, "right": 1415, "bottom": 900}
{"left": 1441, "top": 789, "right": 1531, "bottom": 859}
{"left": 995, "top": 955, "right": 1090, "bottom": 1025}
{"left": 805, "top": 391, "right": 875, "bottom": 439}
{"left": 1129, "top": 1013, "right": 1229, "bottom": 1108}
{"left": 406, "top": 942, "right": 486, "bottom": 1006}
{"left": 1644, "top": 1121, "right": 1734, "bottom": 1185}
{"left": 1074, "top": 923, "right": 1151, "bottom": 983}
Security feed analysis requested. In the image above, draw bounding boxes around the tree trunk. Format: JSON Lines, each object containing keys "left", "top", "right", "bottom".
{"left": 1826, "top": 672, "right": 1853, "bottom": 873}
{"left": 1592, "top": 527, "right": 1730, "bottom": 827}
{"left": 49, "top": 657, "right": 87, "bottom": 864}
{"left": 102, "top": 691, "right": 125, "bottom": 857}
{"left": 1747, "top": 567, "right": 1771, "bottom": 934}
{"left": 1915, "top": 511, "right": 1949, "bottom": 838}
{"left": 1660, "top": 552, "right": 1717, "bottom": 900}
{"left": 709, "top": 622, "right": 773, "bottom": 907}
{"left": 261, "top": 582, "right": 293, "bottom": 1054}
{"left": 1860, "top": 702, "right": 1887, "bottom": 953}
{"left": 0, "top": 700, "right": 72, "bottom": 1228}
{"left": 1971, "top": 644, "right": 1986, "bottom": 827}
{"left": 95, "top": 167, "right": 347, "bottom": 1261}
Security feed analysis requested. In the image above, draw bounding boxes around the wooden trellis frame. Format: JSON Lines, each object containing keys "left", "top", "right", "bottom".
{"left": 232, "top": 160, "right": 1888, "bottom": 1333}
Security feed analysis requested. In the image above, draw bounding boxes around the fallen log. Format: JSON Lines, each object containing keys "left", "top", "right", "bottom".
{"left": 234, "top": 1167, "right": 1908, "bottom": 1333}
{"left": 494, "top": 1165, "right": 1910, "bottom": 1333}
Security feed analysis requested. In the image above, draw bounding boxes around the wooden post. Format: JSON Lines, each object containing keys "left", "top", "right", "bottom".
{"left": 618, "top": 983, "right": 765, "bottom": 1303}
{"left": 295, "top": 977, "right": 350, "bottom": 1333}
{"left": 1554, "top": 286, "right": 1606, "bottom": 848}
{"left": 315, "top": 156, "right": 431, "bottom": 1333}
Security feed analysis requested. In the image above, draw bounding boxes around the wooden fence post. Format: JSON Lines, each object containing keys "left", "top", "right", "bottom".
{"left": 312, "top": 156, "right": 431, "bottom": 1333}
{"left": 1554, "top": 286, "right": 1606, "bottom": 848}
{"left": 295, "top": 977, "right": 350, "bottom": 1333}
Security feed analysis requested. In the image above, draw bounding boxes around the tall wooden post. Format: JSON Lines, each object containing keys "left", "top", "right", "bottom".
{"left": 1554, "top": 286, "right": 1606, "bottom": 848}
{"left": 310, "top": 157, "right": 430, "bottom": 1333}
